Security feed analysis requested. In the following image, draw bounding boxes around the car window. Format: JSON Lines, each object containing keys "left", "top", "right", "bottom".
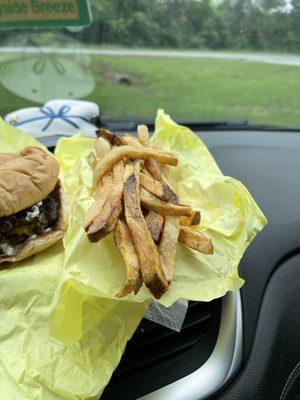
{"left": 0, "top": 0, "right": 299, "bottom": 127}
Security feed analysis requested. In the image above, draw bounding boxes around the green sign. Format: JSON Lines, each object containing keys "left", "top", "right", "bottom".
{"left": 0, "top": 0, "right": 92, "bottom": 29}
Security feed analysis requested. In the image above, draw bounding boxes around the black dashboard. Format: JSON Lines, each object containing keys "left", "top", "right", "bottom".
{"left": 208, "top": 130, "right": 300, "bottom": 400}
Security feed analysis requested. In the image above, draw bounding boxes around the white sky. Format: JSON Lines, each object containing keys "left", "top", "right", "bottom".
{"left": 277, "top": 0, "right": 293, "bottom": 12}
{"left": 212, "top": 0, "right": 294, "bottom": 12}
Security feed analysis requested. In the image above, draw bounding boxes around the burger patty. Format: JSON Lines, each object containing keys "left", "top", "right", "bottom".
{"left": 0, "top": 191, "right": 59, "bottom": 256}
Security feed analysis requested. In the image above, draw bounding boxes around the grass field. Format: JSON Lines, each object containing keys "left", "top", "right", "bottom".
{"left": 1, "top": 54, "right": 300, "bottom": 127}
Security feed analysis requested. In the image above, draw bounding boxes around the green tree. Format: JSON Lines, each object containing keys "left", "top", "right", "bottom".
{"left": 71, "top": 0, "right": 300, "bottom": 52}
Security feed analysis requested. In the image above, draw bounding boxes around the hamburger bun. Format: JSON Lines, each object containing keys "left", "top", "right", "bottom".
{"left": 0, "top": 147, "right": 67, "bottom": 263}
{"left": 0, "top": 146, "right": 59, "bottom": 217}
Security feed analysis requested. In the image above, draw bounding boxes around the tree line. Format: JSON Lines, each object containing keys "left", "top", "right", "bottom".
{"left": 79, "top": 0, "right": 300, "bottom": 52}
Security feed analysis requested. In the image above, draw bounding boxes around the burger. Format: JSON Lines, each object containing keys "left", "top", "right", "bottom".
{"left": 0, "top": 147, "right": 67, "bottom": 263}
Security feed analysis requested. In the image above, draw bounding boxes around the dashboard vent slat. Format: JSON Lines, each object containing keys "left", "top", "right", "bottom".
{"left": 114, "top": 301, "right": 215, "bottom": 377}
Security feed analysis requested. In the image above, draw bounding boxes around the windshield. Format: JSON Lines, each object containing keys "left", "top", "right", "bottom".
{"left": 0, "top": 0, "right": 299, "bottom": 127}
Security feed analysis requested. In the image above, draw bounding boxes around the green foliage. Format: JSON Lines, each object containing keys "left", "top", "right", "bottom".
{"left": 84, "top": 0, "right": 300, "bottom": 52}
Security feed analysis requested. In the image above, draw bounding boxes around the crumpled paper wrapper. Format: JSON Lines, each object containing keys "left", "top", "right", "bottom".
{"left": 0, "top": 119, "right": 147, "bottom": 400}
{"left": 50, "top": 109, "right": 267, "bottom": 342}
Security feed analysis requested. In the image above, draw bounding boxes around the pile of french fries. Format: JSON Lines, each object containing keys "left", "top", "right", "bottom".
{"left": 84, "top": 126, "right": 213, "bottom": 299}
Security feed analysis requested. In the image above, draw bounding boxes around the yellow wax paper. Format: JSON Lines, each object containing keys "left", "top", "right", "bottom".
{"left": 50, "top": 109, "right": 267, "bottom": 337}
{"left": 0, "top": 119, "right": 147, "bottom": 399}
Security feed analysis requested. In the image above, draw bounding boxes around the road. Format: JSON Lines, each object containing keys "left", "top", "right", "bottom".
{"left": 0, "top": 47, "right": 300, "bottom": 66}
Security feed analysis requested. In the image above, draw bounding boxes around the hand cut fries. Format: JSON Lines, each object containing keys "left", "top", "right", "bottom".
{"left": 140, "top": 187, "right": 193, "bottom": 217}
{"left": 144, "top": 158, "right": 163, "bottom": 181}
{"left": 114, "top": 219, "right": 142, "bottom": 298}
{"left": 94, "top": 137, "right": 111, "bottom": 157}
{"left": 84, "top": 125, "right": 213, "bottom": 299}
{"left": 88, "top": 151, "right": 97, "bottom": 170}
{"left": 96, "top": 128, "right": 126, "bottom": 147}
{"left": 144, "top": 158, "right": 178, "bottom": 203}
{"left": 140, "top": 172, "right": 177, "bottom": 202}
{"left": 137, "top": 124, "right": 150, "bottom": 147}
{"left": 179, "top": 226, "right": 213, "bottom": 255}
{"left": 145, "top": 210, "right": 164, "bottom": 242}
{"left": 93, "top": 146, "right": 178, "bottom": 187}
{"left": 122, "top": 134, "right": 143, "bottom": 148}
{"left": 83, "top": 172, "right": 113, "bottom": 229}
{"left": 123, "top": 162, "right": 168, "bottom": 299}
{"left": 86, "top": 160, "right": 124, "bottom": 242}
{"left": 159, "top": 216, "right": 180, "bottom": 283}
{"left": 180, "top": 210, "right": 201, "bottom": 226}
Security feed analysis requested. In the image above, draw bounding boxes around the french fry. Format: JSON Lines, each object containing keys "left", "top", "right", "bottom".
{"left": 86, "top": 138, "right": 111, "bottom": 203}
{"left": 93, "top": 146, "right": 178, "bottom": 187}
{"left": 93, "top": 138, "right": 111, "bottom": 200}
{"left": 94, "top": 137, "right": 111, "bottom": 157}
{"left": 96, "top": 128, "right": 126, "bottom": 146}
{"left": 122, "top": 134, "right": 143, "bottom": 147}
{"left": 140, "top": 188, "right": 193, "bottom": 217}
{"left": 144, "top": 158, "right": 163, "bottom": 181}
{"left": 88, "top": 150, "right": 97, "bottom": 170}
{"left": 145, "top": 210, "right": 164, "bottom": 242}
{"left": 180, "top": 210, "right": 201, "bottom": 226}
{"left": 114, "top": 219, "right": 142, "bottom": 297}
{"left": 137, "top": 124, "right": 150, "bottom": 147}
{"left": 144, "top": 158, "right": 178, "bottom": 203}
{"left": 137, "top": 124, "right": 178, "bottom": 204}
{"left": 83, "top": 172, "right": 113, "bottom": 229}
{"left": 160, "top": 164, "right": 169, "bottom": 178}
{"left": 88, "top": 200, "right": 123, "bottom": 242}
{"left": 142, "top": 167, "right": 152, "bottom": 177}
{"left": 179, "top": 226, "right": 213, "bottom": 255}
{"left": 123, "top": 161, "right": 168, "bottom": 299}
{"left": 140, "top": 172, "right": 177, "bottom": 202}
{"left": 159, "top": 216, "right": 180, "bottom": 283}
{"left": 87, "top": 160, "right": 124, "bottom": 242}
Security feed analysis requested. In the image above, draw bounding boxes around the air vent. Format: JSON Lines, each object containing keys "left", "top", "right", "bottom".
{"left": 113, "top": 300, "right": 220, "bottom": 378}
{"left": 102, "top": 299, "right": 222, "bottom": 399}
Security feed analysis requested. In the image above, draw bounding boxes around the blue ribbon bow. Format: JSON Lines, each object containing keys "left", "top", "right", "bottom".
{"left": 12, "top": 105, "right": 92, "bottom": 131}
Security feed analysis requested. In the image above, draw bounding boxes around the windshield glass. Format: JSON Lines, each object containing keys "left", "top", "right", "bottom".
{"left": 0, "top": 0, "right": 299, "bottom": 127}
